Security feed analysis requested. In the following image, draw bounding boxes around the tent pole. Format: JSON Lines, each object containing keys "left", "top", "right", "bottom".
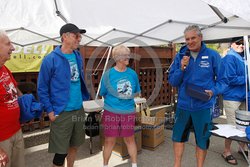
{"left": 115, "top": 29, "right": 171, "bottom": 45}
{"left": 95, "top": 46, "right": 112, "bottom": 99}
{"left": 208, "top": 5, "right": 228, "bottom": 23}
{"left": 5, "top": 28, "right": 23, "bottom": 32}
{"left": 244, "top": 35, "right": 250, "bottom": 111}
{"left": 92, "top": 47, "right": 110, "bottom": 75}
{"left": 171, "top": 16, "right": 250, "bottom": 43}
{"left": 5, "top": 27, "right": 61, "bottom": 46}
{"left": 54, "top": 0, "right": 68, "bottom": 23}
{"left": 172, "top": 18, "right": 250, "bottom": 30}
{"left": 23, "top": 38, "right": 61, "bottom": 47}
{"left": 23, "top": 28, "right": 61, "bottom": 43}
{"left": 11, "top": 42, "right": 23, "bottom": 47}
{"left": 83, "top": 34, "right": 112, "bottom": 47}
{"left": 116, "top": 20, "right": 173, "bottom": 45}
{"left": 84, "top": 29, "right": 115, "bottom": 46}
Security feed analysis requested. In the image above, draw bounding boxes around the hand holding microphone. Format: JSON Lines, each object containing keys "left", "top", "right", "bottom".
{"left": 181, "top": 50, "right": 190, "bottom": 71}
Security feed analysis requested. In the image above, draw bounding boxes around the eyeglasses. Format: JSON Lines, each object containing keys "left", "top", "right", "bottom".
{"left": 121, "top": 55, "right": 130, "bottom": 61}
{"left": 67, "top": 32, "right": 82, "bottom": 40}
{"left": 121, "top": 57, "right": 130, "bottom": 61}
{"left": 114, "top": 54, "right": 131, "bottom": 61}
{"left": 235, "top": 41, "right": 244, "bottom": 45}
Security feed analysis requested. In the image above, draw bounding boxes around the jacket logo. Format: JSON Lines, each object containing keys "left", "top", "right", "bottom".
{"left": 202, "top": 56, "right": 208, "bottom": 59}
{"left": 199, "top": 61, "right": 210, "bottom": 68}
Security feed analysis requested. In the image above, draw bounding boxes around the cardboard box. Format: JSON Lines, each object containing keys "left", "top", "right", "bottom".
{"left": 142, "top": 123, "right": 165, "bottom": 150}
{"left": 141, "top": 108, "right": 165, "bottom": 126}
{"left": 100, "top": 126, "right": 142, "bottom": 159}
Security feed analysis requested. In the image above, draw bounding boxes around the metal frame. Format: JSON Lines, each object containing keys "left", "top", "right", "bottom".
{"left": 5, "top": 3, "right": 250, "bottom": 47}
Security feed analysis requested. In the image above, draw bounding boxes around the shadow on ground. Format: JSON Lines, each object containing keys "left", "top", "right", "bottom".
{"left": 25, "top": 116, "right": 248, "bottom": 167}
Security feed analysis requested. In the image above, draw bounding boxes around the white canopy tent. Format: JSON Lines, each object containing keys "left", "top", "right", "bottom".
{"left": 1, "top": 0, "right": 250, "bottom": 106}
{"left": 1, "top": 0, "right": 250, "bottom": 47}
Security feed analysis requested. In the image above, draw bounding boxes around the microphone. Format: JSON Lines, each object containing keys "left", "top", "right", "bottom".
{"left": 183, "top": 49, "right": 190, "bottom": 70}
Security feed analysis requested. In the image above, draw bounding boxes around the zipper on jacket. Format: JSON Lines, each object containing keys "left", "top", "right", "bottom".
{"left": 188, "top": 56, "right": 196, "bottom": 110}
{"left": 190, "top": 97, "right": 193, "bottom": 109}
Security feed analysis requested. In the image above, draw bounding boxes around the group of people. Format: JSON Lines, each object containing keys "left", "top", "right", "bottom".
{"left": 0, "top": 23, "right": 247, "bottom": 167}
{"left": 38, "top": 23, "right": 141, "bottom": 167}
{"left": 0, "top": 23, "right": 140, "bottom": 167}
{"left": 169, "top": 25, "right": 247, "bottom": 167}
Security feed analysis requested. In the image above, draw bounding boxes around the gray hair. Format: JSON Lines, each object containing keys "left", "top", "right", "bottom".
{"left": 0, "top": 30, "right": 7, "bottom": 39}
{"left": 112, "top": 45, "right": 130, "bottom": 61}
{"left": 184, "top": 25, "right": 202, "bottom": 36}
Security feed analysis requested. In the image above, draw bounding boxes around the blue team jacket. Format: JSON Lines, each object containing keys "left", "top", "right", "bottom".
{"left": 37, "top": 46, "right": 90, "bottom": 115}
{"left": 222, "top": 48, "right": 246, "bottom": 101}
{"left": 168, "top": 42, "right": 227, "bottom": 111}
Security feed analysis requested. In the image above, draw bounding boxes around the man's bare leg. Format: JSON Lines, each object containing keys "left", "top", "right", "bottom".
{"left": 173, "top": 142, "right": 185, "bottom": 167}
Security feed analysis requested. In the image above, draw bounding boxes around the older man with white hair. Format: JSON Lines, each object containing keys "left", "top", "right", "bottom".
{"left": 0, "top": 30, "right": 24, "bottom": 167}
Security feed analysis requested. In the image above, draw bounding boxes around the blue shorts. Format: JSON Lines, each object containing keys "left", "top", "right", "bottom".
{"left": 172, "top": 108, "right": 212, "bottom": 150}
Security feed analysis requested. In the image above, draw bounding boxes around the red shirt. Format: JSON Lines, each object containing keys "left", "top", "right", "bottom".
{"left": 0, "top": 65, "right": 20, "bottom": 141}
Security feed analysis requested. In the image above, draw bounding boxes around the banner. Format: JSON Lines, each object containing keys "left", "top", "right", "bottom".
{"left": 5, "top": 45, "right": 53, "bottom": 73}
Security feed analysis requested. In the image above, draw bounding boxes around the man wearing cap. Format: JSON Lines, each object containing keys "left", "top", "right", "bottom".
{"left": 221, "top": 37, "right": 246, "bottom": 165}
{"left": 38, "top": 23, "right": 89, "bottom": 167}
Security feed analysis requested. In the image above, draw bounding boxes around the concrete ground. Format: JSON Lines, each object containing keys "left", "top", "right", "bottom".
{"left": 25, "top": 116, "right": 249, "bottom": 167}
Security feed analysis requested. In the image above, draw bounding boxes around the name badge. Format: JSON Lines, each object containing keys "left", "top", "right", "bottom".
{"left": 202, "top": 56, "right": 208, "bottom": 59}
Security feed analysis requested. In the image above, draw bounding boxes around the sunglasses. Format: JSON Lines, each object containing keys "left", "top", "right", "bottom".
{"left": 235, "top": 41, "right": 244, "bottom": 45}
{"left": 67, "top": 32, "right": 82, "bottom": 40}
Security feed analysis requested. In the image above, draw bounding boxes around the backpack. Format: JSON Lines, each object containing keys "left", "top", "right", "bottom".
{"left": 85, "top": 112, "right": 100, "bottom": 137}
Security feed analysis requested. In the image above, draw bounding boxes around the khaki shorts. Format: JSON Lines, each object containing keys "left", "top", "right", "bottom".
{"left": 0, "top": 129, "right": 25, "bottom": 167}
{"left": 49, "top": 108, "right": 85, "bottom": 154}
{"left": 223, "top": 100, "right": 246, "bottom": 125}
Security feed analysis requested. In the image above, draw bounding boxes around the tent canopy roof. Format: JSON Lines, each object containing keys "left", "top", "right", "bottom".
{"left": 1, "top": 0, "right": 250, "bottom": 47}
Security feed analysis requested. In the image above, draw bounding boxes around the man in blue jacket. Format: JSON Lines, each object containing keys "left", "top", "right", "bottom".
{"left": 38, "top": 23, "right": 90, "bottom": 167}
{"left": 221, "top": 37, "right": 246, "bottom": 165}
{"left": 168, "top": 25, "right": 227, "bottom": 167}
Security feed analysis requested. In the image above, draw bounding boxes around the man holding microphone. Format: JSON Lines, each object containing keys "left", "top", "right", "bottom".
{"left": 168, "top": 25, "right": 227, "bottom": 167}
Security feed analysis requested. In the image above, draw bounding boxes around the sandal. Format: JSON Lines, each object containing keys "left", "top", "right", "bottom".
{"left": 221, "top": 154, "right": 238, "bottom": 165}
